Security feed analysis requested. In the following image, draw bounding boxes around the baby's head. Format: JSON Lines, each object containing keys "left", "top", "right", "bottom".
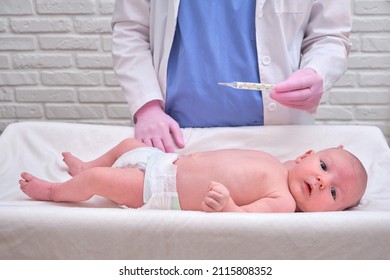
{"left": 287, "top": 146, "right": 367, "bottom": 212}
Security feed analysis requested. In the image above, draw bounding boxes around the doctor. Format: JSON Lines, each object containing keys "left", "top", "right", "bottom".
{"left": 112, "top": 0, "right": 352, "bottom": 152}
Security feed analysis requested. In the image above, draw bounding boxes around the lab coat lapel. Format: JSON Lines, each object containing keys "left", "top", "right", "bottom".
{"left": 256, "top": 0, "right": 266, "bottom": 17}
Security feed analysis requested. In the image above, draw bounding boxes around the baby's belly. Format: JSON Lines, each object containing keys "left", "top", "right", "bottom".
{"left": 174, "top": 154, "right": 217, "bottom": 210}
{"left": 174, "top": 153, "right": 265, "bottom": 210}
{"left": 175, "top": 153, "right": 238, "bottom": 186}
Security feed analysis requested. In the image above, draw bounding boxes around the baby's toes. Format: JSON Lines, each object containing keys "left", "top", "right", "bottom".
{"left": 21, "top": 172, "right": 34, "bottom": 182}
{"left": 19, "top": 179, "right": 28, "bottom": 190}
{"left": 62, "top": 152, "right": 72, "bottom": 161}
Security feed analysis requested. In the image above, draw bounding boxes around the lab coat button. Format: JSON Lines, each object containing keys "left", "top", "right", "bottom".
{"left": 268, "top": 102, "right": 277, "bottom": 111}
{"left": 262, "top": 56, "right": 271, "bottom": 65}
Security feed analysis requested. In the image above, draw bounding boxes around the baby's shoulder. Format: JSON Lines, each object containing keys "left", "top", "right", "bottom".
{"left": 269, "top": 191, "right": 297, "bottom": 213}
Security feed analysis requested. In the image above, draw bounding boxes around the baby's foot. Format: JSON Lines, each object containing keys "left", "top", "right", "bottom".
{"left": 19, "top": 172, "right": 56, "bottom": 201}
{"left": 62, "top": 152, "right": 88, "bottom": 176}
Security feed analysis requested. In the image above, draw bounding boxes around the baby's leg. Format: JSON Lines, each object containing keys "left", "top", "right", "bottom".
{"left": 63, "top": 138, "right": 148, "bottom": 176}
{"left": 20, "top": 167, "right": 145, "bottom": 208}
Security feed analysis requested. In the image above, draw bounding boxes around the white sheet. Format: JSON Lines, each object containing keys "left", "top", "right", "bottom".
{"left": 1, "top": 122, "right": 390, "bottom": 259}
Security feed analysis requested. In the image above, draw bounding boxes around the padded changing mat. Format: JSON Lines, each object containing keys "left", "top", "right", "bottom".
{"left": 1, "top": 122, "right": 390, "bottom": 259}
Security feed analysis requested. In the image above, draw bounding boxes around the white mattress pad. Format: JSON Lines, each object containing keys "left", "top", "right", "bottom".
{"left": 1, "top": 122, "right": 389, "bottom": 259}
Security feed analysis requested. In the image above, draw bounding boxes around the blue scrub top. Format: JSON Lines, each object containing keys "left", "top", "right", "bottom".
{"left": 166, "top": 0, "right": 263, "bottom": 128}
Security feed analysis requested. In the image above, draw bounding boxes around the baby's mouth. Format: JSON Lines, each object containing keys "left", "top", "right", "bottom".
{"left": 304, "top": 182, "right": 312, "bottom": 196}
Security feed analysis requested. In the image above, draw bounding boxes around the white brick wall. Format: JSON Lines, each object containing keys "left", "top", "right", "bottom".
{"left": 316, "top": 0, "right": 390, "bottom": 144}
{"left": 1, "top": 0, "right": 389, "bottom": 143}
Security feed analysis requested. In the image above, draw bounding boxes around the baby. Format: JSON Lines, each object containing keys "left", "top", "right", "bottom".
{"left": 19, "top": 138, "right": 367, "bottom": 213}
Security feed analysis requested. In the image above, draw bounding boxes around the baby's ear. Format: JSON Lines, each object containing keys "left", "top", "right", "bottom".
{"left": 295, "top": 150, "right": 314, "bottom": 163}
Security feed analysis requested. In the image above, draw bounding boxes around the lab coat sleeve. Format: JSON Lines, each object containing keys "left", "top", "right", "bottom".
{"left": 300, "top": 0, "right": 352, "bottom": 92}
{"left": 111, "top": 0, "right": 164, "bottom": 120}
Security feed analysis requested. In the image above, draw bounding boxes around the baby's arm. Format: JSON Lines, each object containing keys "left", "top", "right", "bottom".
{"left": 202, "top": 181, "right": 241, "bottom": 212}
{"left": 202, "top": 182, "right": 296, "bottom": 213}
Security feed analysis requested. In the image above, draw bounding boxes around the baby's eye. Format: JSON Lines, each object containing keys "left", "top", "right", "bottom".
{"left": 330, "top": 187, "right": 337, "bottom": 200}
{"left": 320, "top": 161, "right": 327, "bottom": 171}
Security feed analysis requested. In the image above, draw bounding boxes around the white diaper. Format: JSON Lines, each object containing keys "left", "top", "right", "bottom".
{"left": 112, "top": 147, "right": 180, "bottom": 210}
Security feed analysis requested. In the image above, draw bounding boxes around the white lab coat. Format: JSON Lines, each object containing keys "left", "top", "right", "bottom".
{"left": 112, "top": 0, "right": 351, "bottom": 125}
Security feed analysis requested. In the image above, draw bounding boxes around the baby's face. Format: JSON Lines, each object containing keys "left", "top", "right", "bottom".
{"left": 288, "top": 148, "right": 366, "bottom": 212}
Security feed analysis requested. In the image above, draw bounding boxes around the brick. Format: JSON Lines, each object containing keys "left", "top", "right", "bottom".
{"left": 10, "top": 18, "right": 72, "bottom": 33}
{"left": 352, "top": 17, "right": 390, "bottom": 32}
{"left": 329, "top": 90, "right": 390, "bottom": 105}
{"left": 0, "top": 0, "right": 33, "bottom": 15}
{"left": 348, "top": 54, "right": 390, "bottom": 69}
{"left": 0, "top": 37, "right": 35, "bottom": 50}
{"left": 355, "top": 106, "right": 390, "bottom": 120}
{"left": 45, "top": 105, "right": 105, "bottom": 119}
{"left": 41, "top": 71, "right": 101, "bottom": 86}
{"left": 36, "top": 0, "right": 94, "bottom": 15}
{"left": 348, "top": 35, "right": 360, "bottom": 52}
{"left": 16, "top": 105, "right": 44, "bottom": 118}
{"left": 103, "top": 71, "right": 119, "bottom": 86}
{"left": 76, "top": 54, "right": 113, "bottom": 69}
{"left": 103, "top": 120, "right": 133, "bottom": 126}
{"left": 0, "top": 104, "right": 43, "bottom": 118}
{"left": 0, "top": 19, "right": 7, "bottom": 32}
{"left": 362, "top": 36, "right": 390, "bottom": 52}
{"left": 354, "top": 1, "right": 390, "bottom": 15}
{"left": 39, "top": 36, "right": 99, "bottom": 50}
{"left": 333, "top": 72, "right": 358, "bottom": 87}
{"left": 0, "top": 55, "right": 10, "bottom": 69}
{"left": 99, "top": 0, "right": 115, "bottom": 15}
{"left": 0, "top": 72, "right": 38, "bottom": 86}
{"left": 316, "top": 106, "right": 354, "bottom": 120}
{"left": 16, "top": 88, "right": 76, "bottom": 102}
{"left": 358, "top": 73, "right": 390, "bottom": 87}
{"left": 107, "top": 105, "right": 131, "bottom": 118}
{"left": 0, "top": 88, "right": 13, "bottom": 102}
{"left": 74, "top": 18, "right": 112, "bottom": 34}
{"left": 13, "top": 54, "right": 72, "bottom": 69}
{"left": 102, "top": 36, "right": 112, "bottom": 51}
{"left": 318, "top": 91, "right": 329, "bottom": 105}
{"left": 0, "top": 105, "right": 16, "bottom": 118}
{"left": 315, "top": 120, "right": 352, "bottom": 126}
{"left": 79, "top": 88, "right": 125, "bottom": 102}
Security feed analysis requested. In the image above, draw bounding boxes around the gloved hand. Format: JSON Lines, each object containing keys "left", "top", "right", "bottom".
{"left": 134, "top": 100, "right": 185, "bottom": 153}
{"left": 269, "top": 68, "right": 324, "bottom": 114}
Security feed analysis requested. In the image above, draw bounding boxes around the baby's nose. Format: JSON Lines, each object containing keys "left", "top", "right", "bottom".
{"left": 316, "top": 175, "right": 328, "bottom": 189}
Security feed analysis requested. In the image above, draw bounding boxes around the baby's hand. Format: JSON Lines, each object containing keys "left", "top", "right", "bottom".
{"left": 202, "top": 181, "right": 230, "bottom": 212}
